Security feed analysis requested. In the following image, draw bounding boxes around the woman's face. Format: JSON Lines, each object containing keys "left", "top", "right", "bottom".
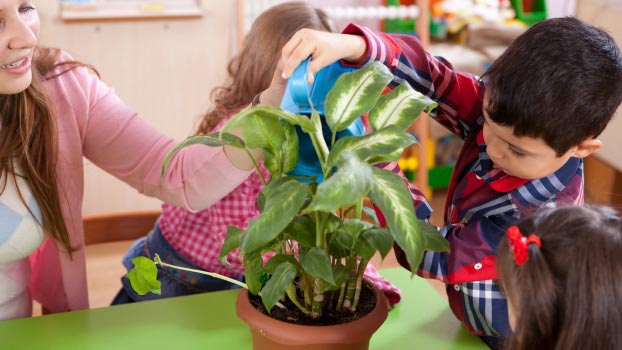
{"left": 0, "top": 0, "right": 39, "bottom": 95}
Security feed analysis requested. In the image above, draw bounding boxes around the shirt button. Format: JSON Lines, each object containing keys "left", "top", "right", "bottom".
{"left": 453, "top": 284, "right": 461, "bottom": 291}
{"left": 474, "top": 263, "right": 483, "bottom": 270}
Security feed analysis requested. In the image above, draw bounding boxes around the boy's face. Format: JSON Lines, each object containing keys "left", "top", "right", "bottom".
{"left": 482, "top": 112, "right": 578, "bottom": 180}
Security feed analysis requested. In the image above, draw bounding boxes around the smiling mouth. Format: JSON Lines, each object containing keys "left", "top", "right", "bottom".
{"left": 1, "top": 58, "right": 26, "bottom": 69}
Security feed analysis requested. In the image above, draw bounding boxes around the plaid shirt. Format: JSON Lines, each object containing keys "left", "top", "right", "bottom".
{"left": 345, "top": 24, "right": 584, "bottom": 337}
{"left": 158, "top": 121, "right": 413, "bottom": 305}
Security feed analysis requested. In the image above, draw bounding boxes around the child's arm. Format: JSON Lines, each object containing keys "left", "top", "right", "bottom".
{"left": 281, "top": 25, "right": 485, "bottom": 139}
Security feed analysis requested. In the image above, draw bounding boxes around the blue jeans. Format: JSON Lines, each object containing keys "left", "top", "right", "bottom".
{"left": 111, "top": 220, "right": 244, "bottom": 305}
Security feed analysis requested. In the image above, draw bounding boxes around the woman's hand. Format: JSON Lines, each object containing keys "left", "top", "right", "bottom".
{"left": 281, "top": 29, "right": 367, "bottom": 84}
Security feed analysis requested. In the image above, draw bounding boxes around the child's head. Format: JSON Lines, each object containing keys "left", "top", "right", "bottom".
{"left": 481, "top": 17, "right": 622, "bottom": 179}
{"left": 498, "top": 205, "right": 622, "bottom": 350}
{"left": 198, "top": 2, "right": 335, "bottom": 134}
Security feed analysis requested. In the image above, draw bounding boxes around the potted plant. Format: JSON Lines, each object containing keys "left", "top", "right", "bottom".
{"left": 127, "top": 61, "right": 449, "bottom": 350}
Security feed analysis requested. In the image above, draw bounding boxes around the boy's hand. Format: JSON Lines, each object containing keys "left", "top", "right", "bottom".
{"left": 281, "top": 28, "right": 367, "bottom": 84}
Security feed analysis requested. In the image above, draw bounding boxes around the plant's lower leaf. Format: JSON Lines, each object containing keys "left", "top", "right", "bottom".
{"left": 241, "top": 180, "right": 308, "bottom": 253}
{"left": 354, "top": 238, "right": 376, "bottom": 261}
{"left": 284, "top": 215, "right": 316, "bottom": 249}
{"left": 305, "top": 152, "right": 373, "bottom": 213}
{"left": 300, "top": 247, "right": 334, "bottom": 285}
{"left": 126, "top": 257, "right": 161, "bottom": 296}
{"left": 327, "top": 230, "right": 354, "bottom": 259}
{"left": 368, "top": 81, "right": 438, "bottom": 131}
{"left": 361, "top": 228, "right": 394, "bottom": 259}
{"left": 263, "top": 254, "right": 302, "bottom": 275}
{"left": 368, "top": 167, "right": 429, "bottom": 274}
{"left": 245, "top": 254, "right": 264, "bottom": 295}
{"left": 262, "top": 262, "right": 298, "bottom": 312}
{"left": 218, "top": 226, "right": 244, "bottom": 265}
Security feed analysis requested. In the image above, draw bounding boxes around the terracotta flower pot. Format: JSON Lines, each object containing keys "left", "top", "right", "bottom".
{"left": 235, "top": 286, "right": 388, "bottom": 350}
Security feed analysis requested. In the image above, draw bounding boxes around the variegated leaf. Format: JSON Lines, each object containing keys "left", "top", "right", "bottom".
{"left": 161, "top": 132, "right": 244, "bottom": 182}
{"left": 305, "top": 152, "right": 373, "bottom": 213}
{"left": 325, "top": 61, "right": 392, "bottom": 133}
{"left": 368, "top": 82, "right": 438, "bottom": 131}
{"left": 327, "top": 125, "right": 416, "bottom": 168}
{"left": 261, "top": 262, "right": 298, "bottom": 312}
{"left": 240, "top": 180, "right": 308, "bottom": 254}
{"left": 219, "top": 226, "right": 244, "bottom": 265}
{"left": 222, "top": 105, "right": 314, "bottom": 133}
{"left": 368, "top": 167, "right": 427, "bottom": 274}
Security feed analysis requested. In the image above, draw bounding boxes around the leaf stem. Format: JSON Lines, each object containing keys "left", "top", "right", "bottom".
{"left": 154, "top": 254, "right": 286, "bottom": 309}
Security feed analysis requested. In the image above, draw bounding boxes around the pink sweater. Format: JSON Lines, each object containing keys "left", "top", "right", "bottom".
{"left": 27, "top": 53, "right": 253, "bottom": 313}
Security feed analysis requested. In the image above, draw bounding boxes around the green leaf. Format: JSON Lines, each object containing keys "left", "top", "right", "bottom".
{"left": 126, "top": 257, "right": 161, "bottom": 296}
{"left": 284, "top": 215, "right": 316, "bottom": 249}
{"left": 325, "top": 61, "right": 392, "bottom": 133}
{"left": 300, "top": 247, "right": 334, "bottom": 285}
{"left": 327, "top": 230, "right": 354, "bottom": 259}
{"left": 368, "top": 81, "right": 438, "bottom": 131}
{"left": 222, "top": 105, "right": 314, "bottom": 134}
{"left": 245, "top": 254, "right": 263, "bottom": 295}
{"left": 263, "top": 254, "right": 302, "bottom": 275}
{"left": 261, "top": 262, "right": 298, "bottom": 312}
{"left": 240, "top": 180, "right": 308, "bottom": 253}
{"left": 368, "top": 167, "right": 427, "bottom": 274}
{"left": 367, "top": 148, "right": 406, "bottom": 164}
{"left": 219, "top": 226, "right": 244, "bottom": 264}
{"left": 416, "top": 220, "right": 450, "bottom": 253}
{"left": 161, "top": 132, "right": 244, "bottom": 182}
{"left": 305, "top": 152, "right": 373, "bottom": 213}
{"left": 361, "top": 228, "right": 394, "bottom": 259}
{"left": 327, "top": 126, "right": 415, "bottom": 168}
{"left": 354, "top": 238, "right": 376, "bottom": 261}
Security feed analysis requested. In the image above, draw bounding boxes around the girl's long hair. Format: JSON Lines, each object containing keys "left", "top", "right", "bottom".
{"left": 196, "top": 1, "right": 335, "bottom": 134}
{"left": 0, "top": 47, "right": 97, "bottom": 256}
{"left": 498, "top": 205, "right": 622, "bottom": 350}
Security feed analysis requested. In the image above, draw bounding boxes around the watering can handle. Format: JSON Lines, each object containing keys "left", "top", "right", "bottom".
{"left": 289, "top": 57, "right": 313, "bottom": 108}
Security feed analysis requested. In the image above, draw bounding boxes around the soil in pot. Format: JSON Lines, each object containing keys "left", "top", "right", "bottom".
{"left": 248, "top": 282, "right": 377, "bottom": 326}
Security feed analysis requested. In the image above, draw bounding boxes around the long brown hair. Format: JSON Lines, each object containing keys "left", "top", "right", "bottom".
{"left": 0, "top": 47, "right": 96, "bottom": 256}
{"left": 196, "top": 2, "right": 335, "bottom": 134}
{"left": 497, "top": 205, "right": 622, "bottom": 350}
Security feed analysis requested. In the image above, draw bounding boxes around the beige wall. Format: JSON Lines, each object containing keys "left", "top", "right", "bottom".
{"left": 38, "top": 1, "right": 235, "bottom": 214}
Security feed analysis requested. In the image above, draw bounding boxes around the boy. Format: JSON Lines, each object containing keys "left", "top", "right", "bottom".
{"left": 278, "top": 17, "right": 622, "bottom": 348}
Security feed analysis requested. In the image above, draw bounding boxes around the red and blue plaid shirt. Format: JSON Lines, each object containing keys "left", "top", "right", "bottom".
{"left": 344, "top": 24, "right": 584, "bottom": 337}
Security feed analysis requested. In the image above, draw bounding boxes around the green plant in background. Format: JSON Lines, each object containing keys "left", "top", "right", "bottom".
{"left": 128, "top": 61, "right": 449, "bottom": 319}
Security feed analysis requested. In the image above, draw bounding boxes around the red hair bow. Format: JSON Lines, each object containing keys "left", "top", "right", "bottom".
{"left": 507, "top": 226, "right": 541, "bottom": 265}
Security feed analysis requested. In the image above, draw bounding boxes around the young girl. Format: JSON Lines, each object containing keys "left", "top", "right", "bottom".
{"left": 0, "top": 0, "right": 267, "bottom": 320}
{"left": 497, "top": 205, "right": 622, "bottom": 350}
{"left": 112, "top": 1, "right": 406, "bottom": 305}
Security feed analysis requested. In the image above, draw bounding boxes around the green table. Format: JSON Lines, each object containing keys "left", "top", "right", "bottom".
{"left": 0, "top": 268, "right": 485, "bottom": 349}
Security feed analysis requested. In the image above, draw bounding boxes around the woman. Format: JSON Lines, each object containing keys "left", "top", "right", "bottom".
{"left": 0, "top": 0, "right": 276, "bottom": 320}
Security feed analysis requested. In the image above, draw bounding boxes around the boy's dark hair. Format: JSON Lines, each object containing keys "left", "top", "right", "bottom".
{"left": 484, "top": 17, "right": 622, "bottom": 156}
{"left": 497, "top": 205, "right": 622, "bottom": 350}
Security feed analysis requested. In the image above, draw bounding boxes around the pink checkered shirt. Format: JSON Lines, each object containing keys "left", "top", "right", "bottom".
{"left": 159, "top": 120, "right": 402, "bottom": 304}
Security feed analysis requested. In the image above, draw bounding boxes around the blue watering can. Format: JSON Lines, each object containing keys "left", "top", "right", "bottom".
{"left": 281, "top": 58, "right": 366, "bottom": 182}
